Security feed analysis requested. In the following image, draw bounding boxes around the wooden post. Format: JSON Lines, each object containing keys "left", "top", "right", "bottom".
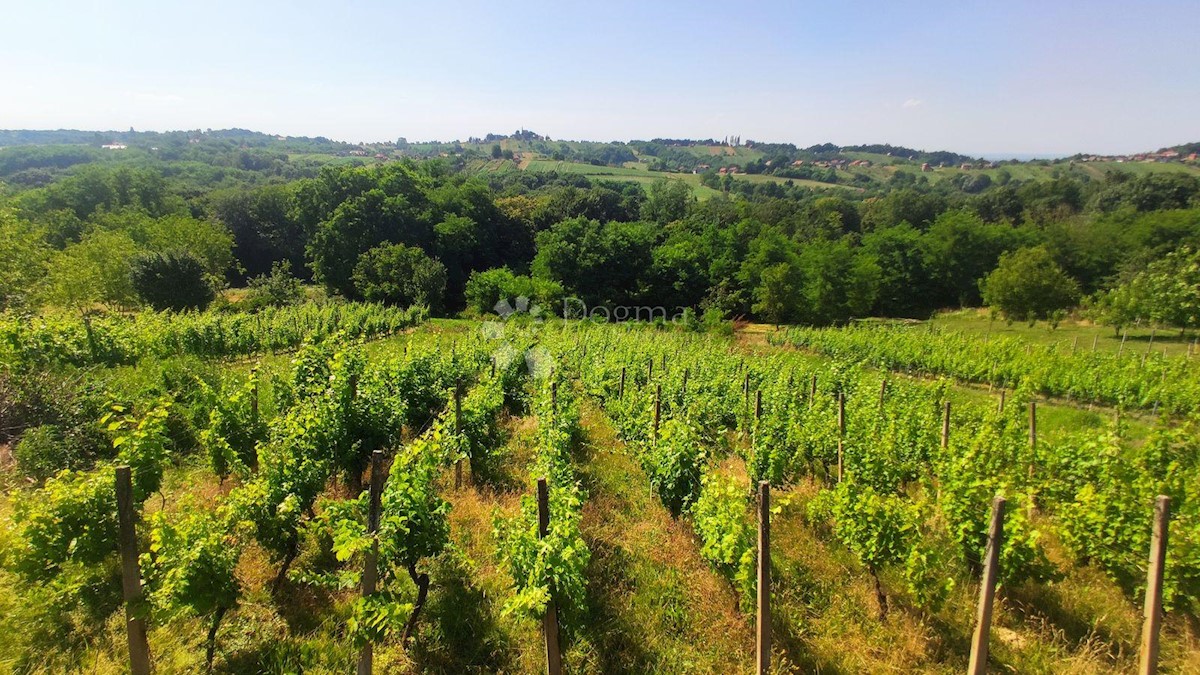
{"left": 968, "top": 496, "right": 1007, "bottom": 675}
{"left": 836, "top": 392, "right": 846, "bottom": 483}
{"left": 878, "top": 378, "right": 887, "bottom": 411}
{"left": 836, "top": 439, "right": 844, "bottom": 483}
{"left": 250, "top": 366, "right": 259, "bottom": 422}
{"left": 809, "top": 373, "right": 817, "bottom": 405}
{"left": 116, "top": 466, "right": 152, "bottom": 675}
{"left": 756, "top": 481, "right": 771, "bottom": 675}
{"left": 491, "top": 358, "right": 496, "bottom": 378}
{"left": 551, "top": 380, "right": 558, "bottom": 409}
{"left": 619, "top": 366, "right": 626, "bottom": 399}
{"left": 653, "top": 384, "right": 661, "bottom": 444}
{"left": 1092, "top": 334, "right": 1099, "bottom": 352}
{"left": 454, "top": 380, "right": 463, "bottom": 489}
{"left": 648, "top": 357, "right": 653, "bottom": 383}
{"left": 1028, "top": 401, "right": 1037, "bottom": 481}
{"left": 837, "top": 392, "right": 845, "bottom": 437}
{"left": 537, "top": 478, "right": 563, "bottom": 675}
{"left": 941, "top": 401, "right": 951, "bottom": 452}
{"left": 1071, "top": 336, "right": 1078, "bottom": 353}
{"left": 1119, "top": 329, "right": 1128, "bottom": 357}
{"left": 743, "top": 373, "right": 751, "bottom": 405}
{"left": 998, "top": 390, "right": 1006, "bottom": 414}
{"left": 1139, "top": 495, "right": 1171, "bottom": 675}
{"left": 1147, "top": 327, "right": 1156, "bottom": 353}
{"left": 357, "top": 451, "right": 385, "bottom": 675}
{"left": 755, "top": 389, "right": 762, "bottom": 423}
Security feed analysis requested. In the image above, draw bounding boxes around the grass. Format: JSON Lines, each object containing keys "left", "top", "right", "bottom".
{"left": 927, "top": 308, "right": 1196, "bottom": 357}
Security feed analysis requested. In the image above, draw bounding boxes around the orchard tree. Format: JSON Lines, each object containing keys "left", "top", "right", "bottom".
{"left": 981, "top": 246, "right": 1080, "bottom": 323}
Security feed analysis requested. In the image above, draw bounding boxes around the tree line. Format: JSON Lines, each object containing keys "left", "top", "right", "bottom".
{"left": 2, "top": 146, "right": 1200, "bottom": 327}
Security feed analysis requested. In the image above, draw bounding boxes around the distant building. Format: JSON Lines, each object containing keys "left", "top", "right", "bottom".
{"left": 921, "top": 162, "right": 931, "bottom": 172}
{"left": 101, "top": 143, "right": 127, "bottom": 150}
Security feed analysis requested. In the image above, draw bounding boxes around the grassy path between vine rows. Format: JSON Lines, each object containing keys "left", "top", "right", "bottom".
{"left": 572, "top": 401, "right": 754, "bottom": 673}
{"left": 394, "top": 412, "right": 543, "bottom": 673}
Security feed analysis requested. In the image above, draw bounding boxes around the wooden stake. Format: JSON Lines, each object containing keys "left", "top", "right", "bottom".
{"left": 968, "top": 496, "right": 1006, "bottom": 675}
{"left": 1092, "top": 334, "right": 1099, "bottom": 352}
{"left": 537, "top": 478, "right": 563, "bottom": 675}
{"left": 809, "top": 373, "right": 817, "bottom": 405}
{"left": 756, "top": 481, "right": 771, "bottom": 675}
{"left": 1139, "top": 495, "right": 1171, "bottom": 675}
{"left": 1072, "top": 336, "right": 1078, "bottom": 352}
{"left": 454, "top": 380, "right": 463, "bottom": 489}
{"left": 836, "top": 439, "right": 844, "bottom": 483}
{"left": 941, "top": 401, "right": 951, "bottom": 452}
{"left": 1119, "top": 329, "right": 1128, "bottom": 357}
{"left": 755, "top": 389, "right": 762, "bottom": 423}
{"left": 998, "top": 390, "right": 1006, "bottom": 414}
{"left": 619, "top": 366, "right": 626, "bottom": 399}
{"left": 1028, "top": 401, "right": 1037, "bottom": 481}
{"left": 116, "top": 466, "right": 152, "bottom": 675}
{"left": 837, "top": 392, "right": 845, "bottom": 437}
{"left": 878, "top": 378, "right": 887, "bottom": 411}
{"left": 648, "top": 357, "right": 653, "bottom": 383}
{"left": 653, "top": 384, "right": 661, "bottom": 444}
{"left": 357, "top": 451, "right": 385, "bottom": 675}
{"left": 250, "top": 366, "right": 259, "bottom": 422}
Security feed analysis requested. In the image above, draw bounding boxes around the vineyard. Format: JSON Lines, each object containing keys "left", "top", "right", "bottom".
{"left": 0, "top": 312, "right": 1198, "bottom": 673}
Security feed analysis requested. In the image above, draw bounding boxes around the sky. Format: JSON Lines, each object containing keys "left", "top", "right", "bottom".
{"left": 1, "top": 0, "right": 1197, "bottom": 156}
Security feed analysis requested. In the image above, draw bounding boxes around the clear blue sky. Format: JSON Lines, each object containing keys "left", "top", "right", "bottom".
{"left": 2, "top": 0, "right": 1197, "bottom": 155}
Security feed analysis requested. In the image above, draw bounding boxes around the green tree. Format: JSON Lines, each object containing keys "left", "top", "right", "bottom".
{"left": 753, "top": 262, "right": 800, "bottom": 325}
{"left": 352, "top": 243, "right": 447, "bottom": 312}
{"left": 130, "top": 250, "right": 216, "bottom": 312}
{"left": 980, "top": 246, "right": 1081, "bottom": 323}
{"left": 1092, "top": 245, "right": 1200, "bottom": 331}
{"left": 0, "top": 209, "right": 50, "bottom": 310}
{"left": 43, "top": 229, "right": 141, "bottom": 311}
{"left": 641, "top": 178, "right": 693, "bottom": 224}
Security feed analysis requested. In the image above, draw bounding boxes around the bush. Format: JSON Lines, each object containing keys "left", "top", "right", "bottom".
{"left": 352, "top": 243, "right": 446, "bottom": 312}
{"left": 13, "top": 424, "right": 94, "bottom": 480}
{"left": 130, "top": 250, "right": 216, "bottom": 312}
{"left": 244, "top": 260, "right": 305, "bottom": 310}
{"left": 980, "top": 246, "right": 1080, "bottom": 323}
{"left": 463, "top": 267, "right": 564, "bottom": 317}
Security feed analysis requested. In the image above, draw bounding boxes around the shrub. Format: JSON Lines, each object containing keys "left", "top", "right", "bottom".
{"left": 130, "top": 250, "right": 216, "bottom": 311}
{"left": 244, "top": 260, "right": 305, "bottom": 309}
{"left": 351, "top": 243, "right": 446, "bottom": 312}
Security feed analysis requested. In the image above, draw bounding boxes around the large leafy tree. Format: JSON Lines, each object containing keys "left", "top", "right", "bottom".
{"left": 531, "top": 217, "right": 656, "bottom": 308}
{"left": 1093, "top": 245, "right": 1200, "bottom": 331}
{"left": 981, "top": 246, "right": 1081, "bottom": 323}
{"left": 352, "top": 243, "right": 447, "bottom": 312}
{"left": 0, "top": 209, "right": 49, "bottom": 310}
{"left": 130, "top": 250, "right": 216, "bottom": 312}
